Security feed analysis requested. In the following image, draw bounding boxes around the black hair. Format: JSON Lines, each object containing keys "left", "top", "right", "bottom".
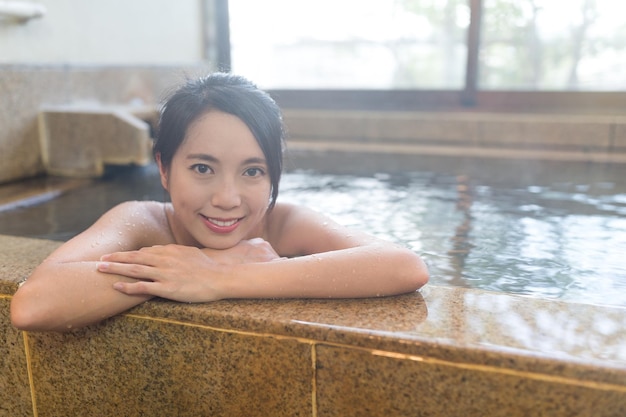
{"left": 154, "top": 73, "right": 285, "bottom": 209}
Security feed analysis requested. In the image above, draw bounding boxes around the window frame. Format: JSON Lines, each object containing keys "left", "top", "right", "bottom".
{"left": 218, "top": 0, "right": 626, "bottom": 113}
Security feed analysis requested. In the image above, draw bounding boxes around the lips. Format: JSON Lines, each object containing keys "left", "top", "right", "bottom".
{"left": 201, "top": 215, "right": 242, "bottom": 234}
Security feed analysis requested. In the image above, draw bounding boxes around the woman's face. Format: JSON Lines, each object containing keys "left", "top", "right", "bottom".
{"left": 158, "top": 111, "right": 272, "bottom": 249}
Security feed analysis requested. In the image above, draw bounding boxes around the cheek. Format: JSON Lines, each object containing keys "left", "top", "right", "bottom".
{"left": 167, "top": 173, "right": 203, "bottom": 208}
{"left": 245, "top": 183, "right": 272, "bottom": 213}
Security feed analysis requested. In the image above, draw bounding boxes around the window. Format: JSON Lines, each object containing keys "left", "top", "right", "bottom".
{"left": 229, "top": 0, "right": 469, "bottom": 89}
{"left": 229, "top": 0, "right": 626, "bottom": 92}
{"left": 480, "top": 0, "right": 626, "bottom": 90}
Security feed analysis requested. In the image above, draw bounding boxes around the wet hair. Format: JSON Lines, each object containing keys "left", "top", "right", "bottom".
{"left": 154, "top": 72, "right": 285, "bottom": 209}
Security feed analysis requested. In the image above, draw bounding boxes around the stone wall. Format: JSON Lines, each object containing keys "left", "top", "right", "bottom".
{"left": 0, "top": 65, "right": 205, "bottom": 184}
{"left": 2, "top": 234, "right": 625, "bottom": 416}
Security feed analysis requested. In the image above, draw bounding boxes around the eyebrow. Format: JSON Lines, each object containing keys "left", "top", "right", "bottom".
{"left": 186, "top": 153, "right": 218, "bottom": 163}
{"left": 186, "top": 153, "right": 267, "bottom": 166}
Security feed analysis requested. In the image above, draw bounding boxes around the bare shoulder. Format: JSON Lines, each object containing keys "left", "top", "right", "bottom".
{"left": 99, "top": 200, "right": 174, "bottom": 243}
{"left": 46, "top": 201, "right": 174, "bottom": 262}
{"left": 266, "top": 202, "right": 374, "bottom": 257}
{"left": 106, "top": 200, "right": 168, "bottom": 224}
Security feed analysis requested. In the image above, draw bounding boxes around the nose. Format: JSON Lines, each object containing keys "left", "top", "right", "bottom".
{"left": 210, "top": 180, "right": 242, "bottom": 209}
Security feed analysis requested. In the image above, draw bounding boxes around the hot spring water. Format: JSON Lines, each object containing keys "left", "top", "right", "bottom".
{"left": 1, "top": 156, "right": 625, "bottom": 307}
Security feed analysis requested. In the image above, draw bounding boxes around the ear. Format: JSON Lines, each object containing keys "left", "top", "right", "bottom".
{"left": 155, "top": 152, "right": 169, "bottom": 191}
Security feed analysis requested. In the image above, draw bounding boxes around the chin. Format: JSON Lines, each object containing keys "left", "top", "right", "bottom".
{"left": 199, "top": 237, "right": 242, "bottom": 250}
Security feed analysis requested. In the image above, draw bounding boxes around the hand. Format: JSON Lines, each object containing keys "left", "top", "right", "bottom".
{"left": 97, "top": 239, "right": 281, "bottom": 302}
{"left": 98, "top": 244, "right": 226, "bottom": 302}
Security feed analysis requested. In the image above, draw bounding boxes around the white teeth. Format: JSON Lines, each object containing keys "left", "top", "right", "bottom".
{"left": 209, "top": 218, "right": 238, "bottom": 227}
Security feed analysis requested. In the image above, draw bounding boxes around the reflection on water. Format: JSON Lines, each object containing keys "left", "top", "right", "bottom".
{"left": 279, "top": 162, "right": 626, "bottom": 308}
{"left": 0, "top": 165, "right": 167, "bottom": 241}
{"left": 419, "top": 286, "right": 626, "bottom": 363}
{"left": 1, "top": 158, "right": 625, "bottom": 307}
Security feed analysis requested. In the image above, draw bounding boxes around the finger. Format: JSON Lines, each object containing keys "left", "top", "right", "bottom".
{"left": 114, "top": 280, "right": 185, "bottom": 301}
{"left": 100, "top": 250, "right": 160, "bottom": 266}
{"left": 113, "top": 280, "right": 160, "bottom": 296}
{"left": 97, "top": 261, "right": 158, "bottom": 280}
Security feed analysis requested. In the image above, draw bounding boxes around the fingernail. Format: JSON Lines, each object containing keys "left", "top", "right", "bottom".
{"left": 97, "top": 262, "right": 109, "bottom": 271}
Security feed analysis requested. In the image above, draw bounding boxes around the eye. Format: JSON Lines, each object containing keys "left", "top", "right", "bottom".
{"left": 191, "top": 164, "right": 212, "bottom": 174}
{"left": 244, "top": 167, "right": 265, "bottom": 177}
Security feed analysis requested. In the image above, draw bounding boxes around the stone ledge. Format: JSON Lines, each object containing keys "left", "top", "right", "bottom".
{"left": 1, "top": 234, "right": 625, "bottom": 416}
{"left": 283, "top": 110, "right": 626, "bottom": 163}
{"left": 38, "top": 105, "right": 157, "bottom": 178}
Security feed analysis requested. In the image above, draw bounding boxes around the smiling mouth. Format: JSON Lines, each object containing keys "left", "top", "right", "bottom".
{"left": 209, "top": 218, "right": 239, "bottom": 227}
{"left": 201, "top": 215, "right": 243, "bottom": 233}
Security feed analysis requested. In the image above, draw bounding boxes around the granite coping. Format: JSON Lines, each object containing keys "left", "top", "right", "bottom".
{"left": 282, "top": 109, "right": 626, "bottom": 164}
{"left": 1, "top": 234, "right": 625, "bottom": 389}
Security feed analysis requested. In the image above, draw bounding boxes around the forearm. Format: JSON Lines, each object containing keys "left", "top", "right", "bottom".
{"left": 11, "top": 261, "right": 152, "bottom": 332}
{"left": 98, "top": 243, "right": 428, "bottom": 304}
{"left": 219, "top": 245, "right": 428, "bottom": 300}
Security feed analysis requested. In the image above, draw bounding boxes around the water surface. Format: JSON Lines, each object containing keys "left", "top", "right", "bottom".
{"left": 1, "top": 155, "right": 625, "bottom": 307}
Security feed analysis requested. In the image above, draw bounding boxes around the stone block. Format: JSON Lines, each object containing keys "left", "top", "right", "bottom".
{"left": 27, "top": 316, "right": 313, "bottom": 417}
{"left": 39, "top": 106, "right": 154, "bottom": 178}
{"left": 316, "top": 345, "right": 626, "bottom": 417}
{"left": 0, "top": 298, "right": 33, "bottom": 417}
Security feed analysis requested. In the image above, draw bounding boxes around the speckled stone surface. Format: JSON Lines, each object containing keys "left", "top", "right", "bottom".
{"left": 27, "top": 316, "right": 313, "bottom": 417}
{"left": 1, "top": 234, "right": 626, "bottom": 416}
{"left": 39, "top": 107, "right": 153, "bottom": 177}
{"left": 0, "top": 298, "right": 33, "bottom": 417}
{"left": 316, "top": 345, "right": 626, "bottom": 417}
{"left": 0, "top": 65, "right": 201, "bottom": 184}
{"left": 282, "top": 110, "right": 626, "bottom": 163}
{"left": 4, "top": 65, "right": 626, "bottom": 185}
{"left": 0, "top": 235, "right": 60, "bottom": 294}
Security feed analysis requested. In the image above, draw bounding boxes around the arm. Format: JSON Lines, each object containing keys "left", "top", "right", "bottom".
{"left": 221, "top": 242, "right": 427, "bottom": 300}
{"left": 10, "top": 201, "right": 169, "bottom": 332}
{"left": 102, "top": 203, "right": 429, "bottom": 301}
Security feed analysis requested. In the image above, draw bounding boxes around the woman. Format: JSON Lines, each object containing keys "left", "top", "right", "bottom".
{"left": 11, "top": 73, "right": 428, "bottom": 332}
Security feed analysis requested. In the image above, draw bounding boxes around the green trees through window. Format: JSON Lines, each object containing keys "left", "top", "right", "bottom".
{"left": 229, "top": 0, "right": 626, "bottom": 91}
{"left": 481, "top": 0, "right": 626, "bottom": 90}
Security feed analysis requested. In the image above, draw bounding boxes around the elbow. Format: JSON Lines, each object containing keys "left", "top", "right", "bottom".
{"left": 10, "top": 296, "right": 36, "bottom": 331}
{"left": 397, "top": 249, "right": 429, "bottom": 293}
{"left": 11, "top": 304, "right": 63, "bottom": 332}
{"left": 10, "top": 289, "right": 58, "bottom": 332}
{"left": 10, "top": 293, "right": 41, "bottom": 331}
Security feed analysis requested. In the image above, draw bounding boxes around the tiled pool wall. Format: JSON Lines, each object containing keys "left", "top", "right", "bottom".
{"left": 2, "top": 235, "right": 625, "bottom": 416}
{"left": 2, "top": 66, "right": 626, "bottom": 415}
{"left": 3, "top": 65, "right": 626, "bottom": 184}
